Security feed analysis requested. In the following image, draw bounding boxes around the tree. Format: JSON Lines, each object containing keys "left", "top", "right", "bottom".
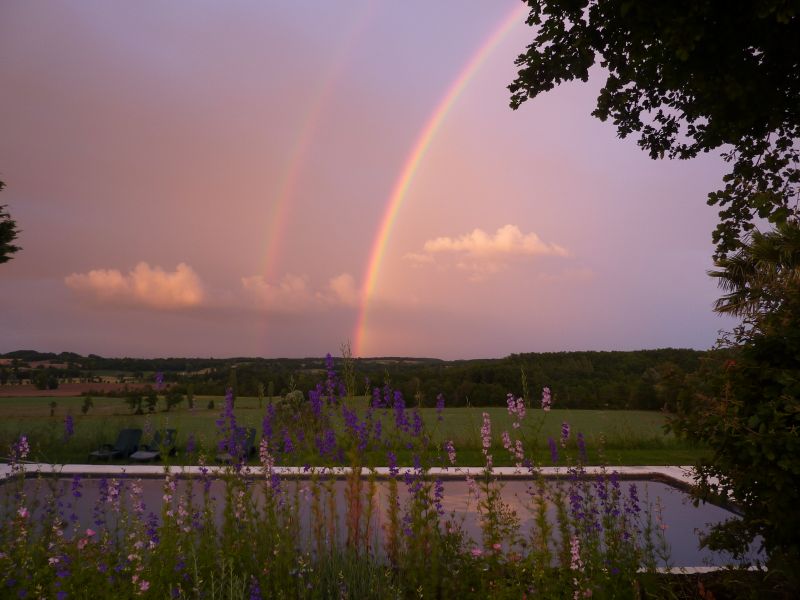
{"left": 674, "top": 222, "right": 800, "bottom": 570}
{"left": 509, "top": 1, "right": 800, "bottom": 258}
{"left": 1, "top": 180, "right": 22, "bottom": 264}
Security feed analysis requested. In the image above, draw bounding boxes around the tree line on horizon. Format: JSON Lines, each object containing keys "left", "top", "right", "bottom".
{"left": 1, "top": 347, "right": 706, "bottom": 412}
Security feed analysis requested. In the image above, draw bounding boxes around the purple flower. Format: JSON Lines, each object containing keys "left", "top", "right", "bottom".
{"left": 155, "top": 372, "right": 164, "bottom": 391}
{"left": 560, "top": 421, "right": 570, "bottom": 448}
{"left": 315, "top": 428, "right": 337, "bottom": 458}
{"left": 186, "top": 434, "right": 196, "bottom": 455}
{"left": 63, "top": 414, "right": 74, "bottom": 443}
{"left": 387, "top": 451, "right": 398, "bottom": 477}
{"left": 548, "top": 436, "right": 559, "bottom": 464}
{"left": 393, "top": 390, "right": 408, "bottom": 432}
{"left": 249, "top": 577, "right": 262, "bottom": 600}
{"left": 434, "top": 478, "right": 445, "bottom": 515}
{"left": 309, "top": 384, "right": 323, "bottom": 418}
{"left": 71, "top": 475, "right": 82, "bottom": 499}
{"left": 435, "top": 393, "right": 445, "bottom": 421}
{"left": 371, "top": 385, "right": 382, "bottom": 408}
{"left": 411, "top": 410, "right": 424, "bottom": 438}
{"left": 282, "top": 429, "right": 294, "bottom": 455}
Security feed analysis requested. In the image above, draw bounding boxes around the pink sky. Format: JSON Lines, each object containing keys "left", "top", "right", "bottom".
{"left": 0, "top": 1, "right": 736, "bottom": 359}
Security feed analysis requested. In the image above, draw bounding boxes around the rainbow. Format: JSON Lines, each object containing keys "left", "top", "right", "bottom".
{"left": 261, "top": 6, "right": 376, "bottom": 280}
{"left": 353, "top": 3, "right": 527, "bottom": 357}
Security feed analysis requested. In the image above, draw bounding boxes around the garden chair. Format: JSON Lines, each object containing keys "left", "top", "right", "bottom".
{"left": 88, "top": 428, "right": 142, "bottom": 461}
{"left": 215, "top": 427, "right": 256, "bottom": 464}
{"left": 129, "top": 428, "right": 177, "bottom": 462}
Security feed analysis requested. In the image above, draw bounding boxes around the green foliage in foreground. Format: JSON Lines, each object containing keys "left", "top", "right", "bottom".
{"left": 672, "top": 223, "right": 800, "bottom": 578}
{"left": 3, "top": 416, "right": 676, "bottom": 600}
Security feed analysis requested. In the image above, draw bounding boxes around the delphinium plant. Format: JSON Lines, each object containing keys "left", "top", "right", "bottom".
{"left": 0, "top": 356, "right": 681, "bottom": 599}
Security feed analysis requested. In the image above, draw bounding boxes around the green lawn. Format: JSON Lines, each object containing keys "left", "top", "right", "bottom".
{"left": 0, "top": 395, "right": 706, "bottom": 466}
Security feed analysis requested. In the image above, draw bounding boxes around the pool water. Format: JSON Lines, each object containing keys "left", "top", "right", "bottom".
{"left": 4, "top": 475, "right": 763, "bottom": 568}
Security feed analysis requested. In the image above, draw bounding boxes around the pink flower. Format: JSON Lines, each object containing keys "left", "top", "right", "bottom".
{"left": 85, "top": 528, "right": 96, "bottom": 537}
{"left": 139, "top": 581, "right": 150, "bottom": 592}
{"left": 17, "top": 507, "right": 29, "bottom": 519}
{"left": 444, "top": 440, "right": 457, "bottom": 466}
{"left": 541, "top": 387, "right": 552, "bottom": 411}
{"left": 492, "top": 543, "right": 502, "bottom": 551}
{"left": 470, "top": 547, "right": 483, "bottom": 557}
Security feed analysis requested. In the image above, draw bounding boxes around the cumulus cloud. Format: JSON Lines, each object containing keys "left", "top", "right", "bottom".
{"left": 422, "top": 224, "right": 568, "bottom": 257}
{"left": 405, "top": 225, "right": 569, "bottom": 280}
{"left": 241, "top": 272, "right": 361, "bottom": 312}
{"left": 65, "top": 262, "right": 204, "bottom": 309}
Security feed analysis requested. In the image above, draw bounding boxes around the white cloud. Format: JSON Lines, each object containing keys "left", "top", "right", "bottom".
{"left": 406, "top": 225, "right": 569, "bottom": 280}
{"left": 65, "top": 262, "right": 204, "bottom": 309}
{"left": 423, "top": 224, "right": 568, "bottom": 257}
{"left": 241, "top": 272, "right": 361, "bottom": 312}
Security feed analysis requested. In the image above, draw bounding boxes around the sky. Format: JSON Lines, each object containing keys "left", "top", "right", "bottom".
{"left": 0, "top": 0, "right": 737, "bottom": 359}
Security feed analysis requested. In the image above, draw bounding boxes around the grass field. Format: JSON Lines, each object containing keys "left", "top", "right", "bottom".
{"left": 0, "top": 394, "right": 706, "bottom": 466}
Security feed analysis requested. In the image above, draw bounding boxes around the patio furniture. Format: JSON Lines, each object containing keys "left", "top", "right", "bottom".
{"left": 129, "top": 428, "right": 177, "bottom": 462}
{"left": 88, "top": 428, "right": 142, "bottom": 461}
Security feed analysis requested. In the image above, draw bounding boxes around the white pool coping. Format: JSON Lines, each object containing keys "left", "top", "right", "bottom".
{"left": 1, "top": 462, "right": 697, "bottom": 487}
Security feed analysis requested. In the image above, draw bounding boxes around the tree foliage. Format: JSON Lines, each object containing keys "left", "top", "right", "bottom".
{"left": 509, "top": 0, "right": 800, "bottom": 257}
{"left": 675, "top": 222, "right": 800, "bottom": 566}
{"left": 0, "top": 180, "right": 22, "bottom": 264}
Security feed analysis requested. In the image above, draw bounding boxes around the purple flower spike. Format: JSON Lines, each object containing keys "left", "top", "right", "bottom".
{"left": 435, "top": 393, "right": 445, "bottom": 421}
{"left": 548, "top": 437, "right": 559, "bottom": 464}
{"left": 63, "top": 414, "right": 74, "bottom": 443}
{"left": 155, "top": 372, "right": 164, "bottom": 391}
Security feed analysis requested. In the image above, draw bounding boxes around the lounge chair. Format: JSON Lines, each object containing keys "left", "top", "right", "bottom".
{"left": 129, "top": 428, "right": 177, "bottom": 462}
{"left": 216, "top": 427, "right": 256, "bottom": 464}
{"left": 88, "top": 428, "right": 142, "bottom": 461}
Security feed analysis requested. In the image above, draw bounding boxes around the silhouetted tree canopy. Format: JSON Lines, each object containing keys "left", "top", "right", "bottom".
{"left": 509, "top": 0, "right": 800, "bottom": 258}
{"left": 0, "top": 180, "right": 22, "bottom": 264}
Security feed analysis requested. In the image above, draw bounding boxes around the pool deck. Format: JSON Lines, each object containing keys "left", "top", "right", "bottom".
{"left": 1, "top": 462, "right": 698, "bottom": 488}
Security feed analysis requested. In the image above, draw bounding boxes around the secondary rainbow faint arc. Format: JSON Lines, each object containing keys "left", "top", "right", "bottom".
{"left": 261, "top": 4, "right": 376, "bottom": 281}
{"left": 353, "top": 4, "right": 527, "bottom": 357}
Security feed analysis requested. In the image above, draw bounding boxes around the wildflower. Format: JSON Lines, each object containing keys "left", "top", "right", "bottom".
{"left": 444, "top": 440, "right": 457, "bottom": 466}
{"left": 492, "top": 543, "right": 502, "bottom": 552}
{"left": 470, "top": 547, "right": 483, "bottom": 557}
{"left": 480, "top": 413, "right": 492, "bottom": 451}
{"left": 185, "top": 434, "right": 196, "bottom": 455}
{"left": 561, "top": 421, "right": 571, "bottom": 447}
{"left": 282, "top": 429, "right": 294, "bottom": 455}
{"left": 387, "top": 451, "right": 399, "bottom": 477}
{"left": 541, "top": 387, "right": 552, "bottom": 411}
{"left": 63, "top": 414, "right": 74, "bottom": 443}
{"left": 139, "top": 580, "right": 150, "bottom": 593}
{"left": 548, "top": 437, "right": 559, "bottom": 464}
{"left": 569, "top": 536, "right": 582, "bottom": 570}
{"left": 434, "top": 478, "right": 445, "bottom": 515}
{"left": 17, "top": 507, "right": 29, "bottom": 519}
{"left": 506, "top": 393, "right": 526, "bottom": 427}
{"left": 393, "top": 390, "right": 408, "bottom": 432}
{"left": 71, "top": 475, "right": 82, "bottom": 499}
{"left": 12, "top": 435, "right": 30, "bottom": 461}
{"left": 435, "top": 393, "right": 445, "bottom": 421}
{"left": 155, "top": 372, "right": 164, "bottom": 390}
